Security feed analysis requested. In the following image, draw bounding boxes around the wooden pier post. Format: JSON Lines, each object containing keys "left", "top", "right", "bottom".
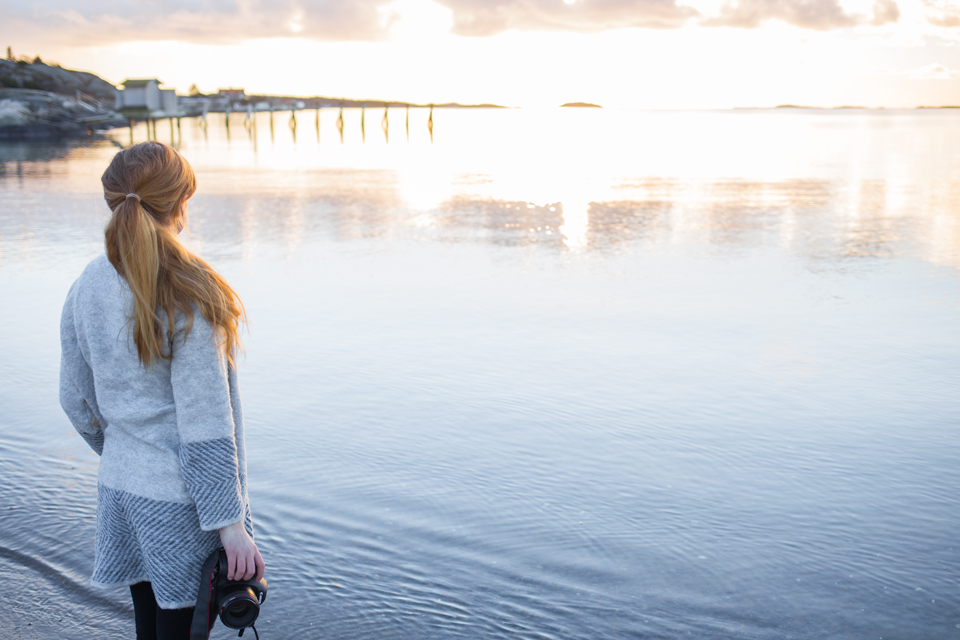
{"left": 382, "top": 103, "right": 389, "bottom": 143}
{"left": 199, "top": 105, "right": 208, "bottom": 142}
{"left": 428, "top": 104, "right": 434, "bottom": 143}
{"left": 252, "top": 110, "right": 258, "bottom": 153}
{"left": 361, "top": 103, "right": 366, "bottom": 143}
{"left": 406, "top": 105, "right": 410, "bottom": 142}
{"left": 315, "top": 106, "right": 320, "bottom": 142}
{"left": 336, "top": 104, "right": 344, "bottom": 143}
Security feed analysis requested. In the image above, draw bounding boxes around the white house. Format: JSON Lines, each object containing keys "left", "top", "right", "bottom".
{"left": 115, "top": 79, "right": 180, "bottom": 117}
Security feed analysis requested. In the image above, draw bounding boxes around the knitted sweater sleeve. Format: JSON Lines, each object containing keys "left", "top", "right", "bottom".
{"left": 59, "top": 284, "right": 106, "bottom": 456}
{"left": 170, "top": 313, "right": 246, "bottom": 532}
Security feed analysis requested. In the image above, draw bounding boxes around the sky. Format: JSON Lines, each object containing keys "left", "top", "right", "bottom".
{"left": 2, "top": 0, "right": 960, "bottom": 108}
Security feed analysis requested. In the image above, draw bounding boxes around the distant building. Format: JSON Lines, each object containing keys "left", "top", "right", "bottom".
{"left": 218, "top": 88, "right": 245, "bottom": 100}
{"left": 115, "top": 79, "right": 180, "bottom": 118}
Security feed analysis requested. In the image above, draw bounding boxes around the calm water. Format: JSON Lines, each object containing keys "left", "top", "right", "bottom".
{"left": 1, "top": 108, "right": 959, "bottom": 639}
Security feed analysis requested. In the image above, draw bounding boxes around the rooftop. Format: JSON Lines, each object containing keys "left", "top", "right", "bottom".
{"left": 120, "top": 79, "right": 162, "bottom": 88}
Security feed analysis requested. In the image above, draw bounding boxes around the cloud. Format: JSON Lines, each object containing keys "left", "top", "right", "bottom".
{"left": 877, "top": 62, "right": 960, "bottom": 78}
{"left": 923, "top": 0, "right": 960, "bottom": 26}
{"left": 3, "top": 1, "right": 391, "bottom": 44}
{"left": 701, "top": 0, "right": 900, "bottom": 29}
{"left": 438, "top": 0, "right": 699, "bottom": 35}
{"left": 870, "top": 0, "right": 901, "bottom": 25}
{"left": 0, "top": 0, "right": 701, "bottom": 44}
{"left": 905, "top": 62, "right": 960, "bottom": 78}
{"left": 0, "top": 0, "right": 902, "bottom": 45}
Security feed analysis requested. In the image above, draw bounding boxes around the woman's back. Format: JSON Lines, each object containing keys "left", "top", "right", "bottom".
{"left": 59, "top": 142, "right": 262, "bottom": 627}
{"left": 61, "top": 252, "right": 248, "bottom": 510}
{"left": 63, "top": 254, "right": 178, "bottom": 453}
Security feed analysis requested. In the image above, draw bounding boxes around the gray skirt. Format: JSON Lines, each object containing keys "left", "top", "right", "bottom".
{"left": 91, "top": 483, "right": 251, "bottom": 609}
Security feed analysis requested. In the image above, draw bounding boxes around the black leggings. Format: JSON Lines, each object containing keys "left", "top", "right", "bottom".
{"left": 130, "top": 582, "right": 195, "bottom": 640}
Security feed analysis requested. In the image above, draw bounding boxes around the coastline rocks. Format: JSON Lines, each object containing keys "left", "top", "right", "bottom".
{"left": 0, "top": 59, "right": 120, "bottom": 139}
{"left": 0, "top": 58, "right": 116, "bottom": 102}
{"left": 0, "top": 89, "right": 122, "bottom": 139}
{"left": 0, "top": 91, "right": 121, "bottom": 139}
{"left": 0, "top": 99, "right": 29, "bottom": 126}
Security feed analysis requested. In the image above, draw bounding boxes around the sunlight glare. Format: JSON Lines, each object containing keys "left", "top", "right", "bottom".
{"left": 559, "top": 200, "right": 589, "bottom": 250}
{"left": 289, "top": 10, "right": 305, "bottom": 33}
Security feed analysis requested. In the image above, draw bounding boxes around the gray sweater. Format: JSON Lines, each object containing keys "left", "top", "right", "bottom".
{"left": 60, "top": 253, "right": 252, "bottom": 609}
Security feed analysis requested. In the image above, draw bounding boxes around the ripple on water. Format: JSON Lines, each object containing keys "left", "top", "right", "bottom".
{"left": 2, "top": 111, "right": 960, "bottom": 639}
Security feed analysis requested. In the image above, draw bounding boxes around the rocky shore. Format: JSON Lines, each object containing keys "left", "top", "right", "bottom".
{"left": 0, "top": 58, "right": 121, "bottom": 139}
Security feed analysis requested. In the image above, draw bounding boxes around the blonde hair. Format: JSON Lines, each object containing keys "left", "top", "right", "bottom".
{"left": 102, "top": 142, "right": 244, "bottom": 366}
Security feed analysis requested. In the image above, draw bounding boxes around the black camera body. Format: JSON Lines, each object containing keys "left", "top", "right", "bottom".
{"left": 190, "top": 548, "right": 268, "bottom": 640}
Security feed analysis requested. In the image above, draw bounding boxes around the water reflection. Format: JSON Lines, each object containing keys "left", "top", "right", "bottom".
{"left": 0, "top": 109, "right": 960, "bottom": 276}
{"left": 427, "top": 198, "right": 566, "bottom": 248}
{"left": 0, "top": 138, "right": 106, "bottom": 165}
{"left": 587, "top": 199, "right": 671, "bottom": 247}
{"left": 3, "top": 109, "right": 960, "bottom": 269}
{"left": 2, "top": 109, "right": 960, "bottom": 640}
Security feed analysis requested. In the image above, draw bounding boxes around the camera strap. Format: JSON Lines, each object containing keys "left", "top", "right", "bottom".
{"left": 189, "top": 550, "right": 221, "bottom": 640}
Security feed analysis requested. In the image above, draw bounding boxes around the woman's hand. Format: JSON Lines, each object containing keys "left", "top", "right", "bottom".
{"left": 219, "top": 521, "right": 265, "bottom": 582}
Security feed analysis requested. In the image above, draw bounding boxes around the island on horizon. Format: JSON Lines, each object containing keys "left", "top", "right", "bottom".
{"left": 560, "top": 102, "right": 602, "bottom": 108}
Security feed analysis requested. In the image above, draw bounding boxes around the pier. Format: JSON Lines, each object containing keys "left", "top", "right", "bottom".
{"left": 112, "top": 80, "right": 470, "bottom": 147}
{"left": 115, "top": 78, "right": 186, "bottom": 145}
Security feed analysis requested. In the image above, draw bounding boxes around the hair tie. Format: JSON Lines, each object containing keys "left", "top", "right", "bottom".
{"left": 125, "top": 193, "right": 141, "bottom": 202}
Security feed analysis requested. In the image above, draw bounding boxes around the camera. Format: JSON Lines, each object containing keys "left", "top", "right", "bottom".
{"left": 190, "top": 547, "right": 268, "bottom": 640}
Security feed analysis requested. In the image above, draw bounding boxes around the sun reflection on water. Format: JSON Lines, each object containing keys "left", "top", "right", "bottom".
{"left": 2, "top": 108, "right": 960, "bottom": 269}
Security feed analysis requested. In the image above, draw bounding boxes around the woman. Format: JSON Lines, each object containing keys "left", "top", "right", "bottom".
{"left": 59, "top": 141, "right": 265, "bottom": 640}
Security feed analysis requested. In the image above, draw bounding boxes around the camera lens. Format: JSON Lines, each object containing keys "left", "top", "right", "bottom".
{"left": 218, "top": 586, "right": 260, "bottom": 629}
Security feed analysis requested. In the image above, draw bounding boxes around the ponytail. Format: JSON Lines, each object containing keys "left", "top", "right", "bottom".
{"left": 105, "top": 195, "right": 162, "bottom": 363}
{"left": 102, "top": 142, "right": 244, "bottom": 367}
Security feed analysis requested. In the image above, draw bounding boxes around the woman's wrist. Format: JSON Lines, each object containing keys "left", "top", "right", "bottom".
{"left": 219, "top": 520, "right": 245, "bottom": 535}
